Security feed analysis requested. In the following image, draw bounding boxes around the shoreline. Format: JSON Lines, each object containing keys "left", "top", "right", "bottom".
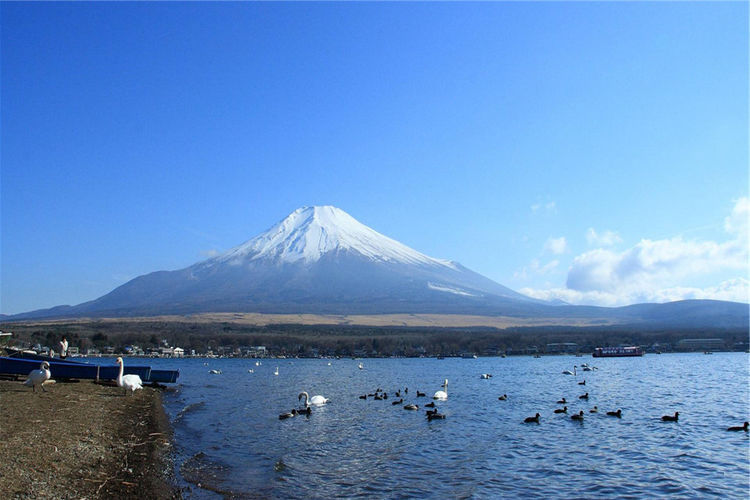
{"left": 0, "top": 379, "right": 179, "bottom": 499}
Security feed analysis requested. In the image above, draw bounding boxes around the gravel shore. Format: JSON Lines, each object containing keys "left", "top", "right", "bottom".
{"left": 0, "top": 378, "right": 178, "bottom": 499}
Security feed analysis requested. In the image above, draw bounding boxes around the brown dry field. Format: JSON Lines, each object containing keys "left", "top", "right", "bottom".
{"left": 0, "top": 379, "right": 178, "bottom": 499}
{"left": 22, "top": 312, "right": 617, "bottom": 329}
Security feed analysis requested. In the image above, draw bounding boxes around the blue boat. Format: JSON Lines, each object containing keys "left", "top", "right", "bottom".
{"left": 2, "top": 347, "right": 179, "bottom": 383}
{"left": 0, "top": 356, "right": 153, "bottom": 381}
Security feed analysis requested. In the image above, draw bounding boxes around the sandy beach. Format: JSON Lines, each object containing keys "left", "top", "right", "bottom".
{"left": 0, "top": 378, "right": 178, "bottom": 499}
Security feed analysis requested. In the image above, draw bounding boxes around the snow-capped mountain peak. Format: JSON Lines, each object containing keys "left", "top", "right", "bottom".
{"left": 215, "top": 206, "right": 457, "bottom": 268}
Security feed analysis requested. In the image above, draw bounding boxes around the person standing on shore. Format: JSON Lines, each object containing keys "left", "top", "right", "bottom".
{"left": 59, "top": 336, "right": 69, "bottom": 359}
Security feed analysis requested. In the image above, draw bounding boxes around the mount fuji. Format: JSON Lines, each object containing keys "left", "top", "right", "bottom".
{"left": 8, "top": 206, "right": 748, "bottom": 327}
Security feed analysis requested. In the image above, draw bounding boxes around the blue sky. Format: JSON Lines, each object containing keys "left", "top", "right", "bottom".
{"left": 2, "top": 2, "right": 748, "bottom": 314}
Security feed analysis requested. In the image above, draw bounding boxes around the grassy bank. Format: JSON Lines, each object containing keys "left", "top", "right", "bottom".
{"left": 0, "top": 379, "right": 178, "bottom": 499}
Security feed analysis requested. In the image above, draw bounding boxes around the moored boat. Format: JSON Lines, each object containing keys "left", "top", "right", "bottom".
{"left": 592, "top": 346, "right": 643, "bottom": 358}
{"left": 0, "top": 349, "right": 178, "bottom": 383}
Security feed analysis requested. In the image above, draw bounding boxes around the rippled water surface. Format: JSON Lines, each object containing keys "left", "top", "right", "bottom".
{"left": 148, "top": 353, "right": 749, "bottom": 498}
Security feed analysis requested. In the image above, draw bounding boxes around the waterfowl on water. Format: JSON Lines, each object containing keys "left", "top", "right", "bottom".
{"left": 727, "top": 422, "right": 748, "bottom": 431}
{"left": 579, "top": 393, "right": 589, "bottom": 400}
{"left": 416, "top": 391, "right": 426, "bottom": 397}
{"left": 554, "top": 406, "right": 568, "bottom": 414}
{"left": 425, "top": 401, "right": 436, "bottom": 408}
{"left": 562, "top": 366, "right": 577, "bottom": 376}
{"left": 433, "top": 380, "right": 448, "bottom": 400}
{"left": 524, "top": 413, "right": 540, "bottom": 423}
{"left": 427, "top": 411, "right": 446, "bottom": 420}
{"left": 299, "top": 391, "right": 328, "bottom": 406}
{"left": 606, "top": 409, "right": 622, "bottom": 418}
{"left": 279, "top": 409, "right": 298, "bottom": 420}
{"left": 589, "top": 406, "right": 598, "bottom": 413}
{"left": 359, "top": 394, "right": 367, "bottom": 400}
{"left": 498, "top": 394, "right": 508, "bottom": 401}
{"left": 557, "top": 398, "right": 567, "bottom": 404}
{"left": 571, "top": 411, "right": 585, "bottom": 421}
{"left": 403, "top": 404, "right": 419, "bottom": 411}
{"left": 578, "top": 380, "right": 586, "bottom": 385}
{"left": 391, "top": 399, "right": 403, "bottom": 405}
{"left": 661, "top": 412, "right": 679, "bottom": 422}
{"left": 480, "top": 373, "right": 492, "bottom": 379}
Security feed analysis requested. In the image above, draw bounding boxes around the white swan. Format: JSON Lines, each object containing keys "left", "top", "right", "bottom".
{"left": 358, "top": 362, "right": 363, "bottom": 370}
{"left": 116, "top": 357, "right": 143, "bottom": 395}
{"left": 433, "top": 379, "right": 448, "bottom": 400}
{"left": 274, "top": 366, "right": 279, "bottom": 376}
{"left": 24, "top": 361, "right": 51, "bottom": 392}
{"left": 299, "top": 391, "right": 328, "bottom": 406}
{"left": 562, "top": 366, "right": 577, "bottom": 375}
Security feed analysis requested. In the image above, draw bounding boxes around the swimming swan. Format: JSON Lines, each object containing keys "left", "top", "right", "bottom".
{"left": 433, "top": 379, "right": 448, "bottom": 400}
{"left": 299, "top": 391, "right": 328, "bottom": 406}
{"left": 116, "top": 357, "right": 143, "bottom": 396}
{"left": 24, "top": 361, "right": 51, "bottom": 392}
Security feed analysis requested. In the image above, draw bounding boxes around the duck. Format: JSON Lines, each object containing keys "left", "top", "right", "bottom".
{"left": 427, "top": 411, "right": 446, "bottom": 420}
{"left": 359, "top": 394, "right": 367, "bottom": 400}
{"left": 279, "top": 409, "right": 298, "bottom": 420}
{"left": 391, "top": 398, "right": 403, "bottom": 405}
{"left": 578, "top": 380, "right": 586, "bottom": 385}
{"left": 589, "top": 406, "right": 598, "bottom": 413}
{"left": 661, "top": 412, "right": 679, "bottom": 422}
{"left": 524, "top": 413, "right": 540, "bottom": 423}
{"left": 557, "top": 398, "right": 567, "bottom": 404}
{"left": 606, "top": 409, "right": 622, "bottom": 418}
{"left": 554, "top": 406, "right": 568, "bottom": 414}
{"left": 416, "top": 391, "right": 426, "bottom": 397}
{"left": 727, "top": 422, "right": 749, "bottom": 431}
{"left": 403, "top": 404, "right": 419, "bottom": 411}
{"left": 208, "top": 369, "right": 222, "bottom": 375}
{"left": 480, "top": 373, "right": 492, "bottom": 379}
{"left": 373, "top": 394, "right": 383, "bottom": 401}
{"left": 571, "top": 411, "right": 585, "bottom": 421}
{"left": 297, "top": 406, "right": 312, "bottom": 416}
{"left": 23, "top": 361, "right": 51, "bottom": 393}
{"left": 579, "top": 392, "right": 589, "bottom": 400}
{"left": 498, "top": 394, "right": 508, "bottom": 401}
{"left": 425, "top": 401, "right": 436, "bottom": 408}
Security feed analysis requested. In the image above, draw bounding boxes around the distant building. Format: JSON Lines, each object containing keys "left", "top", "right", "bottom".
{"left": 676, "top": 338, "right": 725, "bottom": 351}
{"left": 545, "top": 342, "right": 579, "bottom": 354}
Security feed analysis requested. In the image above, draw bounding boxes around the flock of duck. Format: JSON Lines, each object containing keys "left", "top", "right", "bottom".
{"left": 279, "top": 379, "right": 450, "bottom": 421}
{"left": 272, "top": 361, "right": 748, "bottom": 432}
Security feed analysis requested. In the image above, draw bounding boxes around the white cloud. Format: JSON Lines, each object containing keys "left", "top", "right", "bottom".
{"left": 521, "top": 277, "right": 749, "bottom": 306}
{"left": 585, "top": 228, "right": 622, "bottom": 247}
{"left": 200, "top": 249, "right": 220, "bottom": 258}
{"left": 522, "top": 197, "right": 749, "bottom": 306}
{"left": 513, "top": 258, "right": 559, "bottom": 280}
{"left": 544, "top": 236, "right": 568, "bottom": 255}
{"left": 531, "top": 201, "right": 556, "bottom": 213}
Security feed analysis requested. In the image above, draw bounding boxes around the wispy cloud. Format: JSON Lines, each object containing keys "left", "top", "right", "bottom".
{"left": 200, "top": 249, "right": 220, "bottom": 258}
{"left": 522, "top": 197, "right": 749, "bottom": 306}
{"left": 531, "top": 200, "right": 556, "bottom": 214}
{"left": 585, "top": 228, "right": 622, "bottom": 247}
{"left": 544, "top": 236, "right": 567, "bottom": 255}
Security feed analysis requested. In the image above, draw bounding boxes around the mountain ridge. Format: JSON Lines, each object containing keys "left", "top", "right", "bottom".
{"left": 5, "top": 206, "right": 748, "bottom": 328}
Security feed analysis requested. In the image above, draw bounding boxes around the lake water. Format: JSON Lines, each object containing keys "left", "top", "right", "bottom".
{"left": 147, "top": 353, "right": 749, "bottom": 498}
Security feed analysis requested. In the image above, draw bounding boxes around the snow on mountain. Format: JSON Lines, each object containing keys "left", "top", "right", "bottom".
{"left": 214, "top": 206, "right": 457, "bottom": 268}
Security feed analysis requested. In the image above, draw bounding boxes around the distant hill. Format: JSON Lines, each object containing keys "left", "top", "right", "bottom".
{"left": 7, "top": 206, "right": 748, "bottom": 329}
